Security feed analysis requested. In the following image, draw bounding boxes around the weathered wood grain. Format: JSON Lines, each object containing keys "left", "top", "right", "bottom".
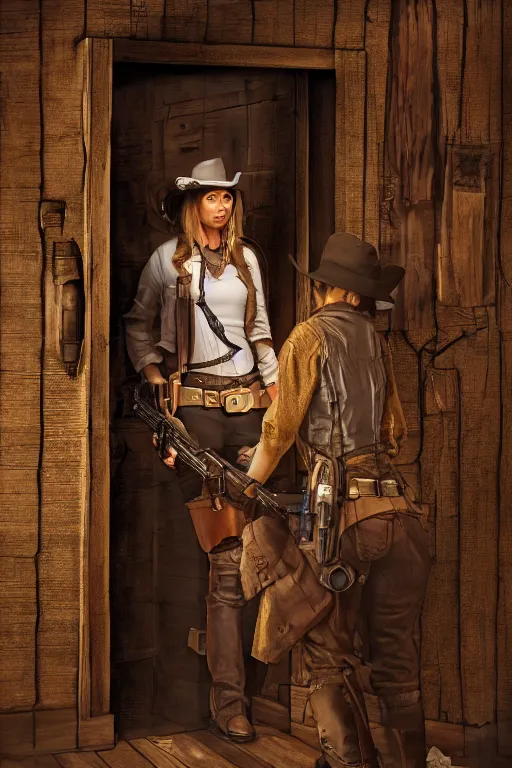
{"left": 34, "top": 708, "right": 77, "bottom": 752}
{"left": 435, "top": 0, "right": 464, "bottom": 145}
{"left": 86, "top": 0, "right": 131, "bottom": 37}
{"left": 0, "top": 711, "right": 34, "bottom": 756}
{"left": 56, "top": 751, "right": 108, "bottom": 767}
{"left": 0, "top": 2, "right": 40, "bottom": 190}
{"left": 385, "top": 331, "right": 425, "bottom": 466}
{"left": 294, "top": 0, "right": 334, "bottom": 49}
{"left": 206, "top": 0, "right": 253, "bottom": 44}
{"left": 189, "top": 729, "right": 271, "bottom": 768}
{"left": 253, "top": 0, "right": 294, "bottom": 46}
{"left": 77, "top": 713, "right": 115, "bottom": 750}
{"left": 0, "top": 0, "right": 41, "bottom": 716}
{"left": 38, "top": 0, "right": 92, "bottom": 721}
{"left": 420, "top": 368, "right": 463, "bottom": 723}
{"left": 295, "top": 73, "right": 310, "bottom": 324}
{"left": 130, "top": 0, "right": 166, "bottom": 39}
{"left": 461, "top": 0, "right": 501, "bottom": 146}
{"left": 364, "top": 0, "right": 391, "bottom": 247}
{"left": 252, "top": 696, "right": 290, "bottom": 732}
{"left": 438, "top": 145, "right": 499, "bottom": 307}
{"left": 113, "top": 40, "right": 335, "bottom": 69}
{"left": 383, "top": 0, "right": 437, "bottom": 330}
{"left": 85, "top": 37, "right": 113, "bottom": 719}
{"left": 435, "top": 315, "right": 500, "bottom": 727}
{"left": 497, "top": 2, "right": 512, "bottom": 756}
{"left": 98, "top": 741, "right": 156, "bottom": 768}
{"left": 236, "top": 725, "right": 320, "bottom": 768}
{"left": 334, "top": 0, "right": 366, "bottom": 49}
{"left": 128, "top": 738, "right": 185, "bottom": 767}
{"left": 164, "top": 0, "right": 208, "bottom": 42}
{"left": 0, "top": 559, "right": 37, "bottom": 711}
{"left": 335, "top": 49, "right": 366, "bottom": 237}
{"left": 146, "top": 732, "right": 236, "bottom": 767}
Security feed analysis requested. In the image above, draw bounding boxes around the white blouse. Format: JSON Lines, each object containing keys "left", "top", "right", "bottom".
{"left": 124, "top": 238, "right": 279, "bottom": 386}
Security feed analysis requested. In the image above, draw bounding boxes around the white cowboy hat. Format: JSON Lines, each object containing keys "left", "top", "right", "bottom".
{"left": 175, "top": 158, "right": 241, "bottom": 191}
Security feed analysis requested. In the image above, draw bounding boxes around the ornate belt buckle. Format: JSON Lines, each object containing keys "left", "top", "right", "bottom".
{"left": 221, "top": 387, "right": 254, "bottom": 413}
{"left": 317, "top": 483, "right": 333, "bottom": 504}
{"left": 348, "top": 478, "right": 379, "bottom": 499}
{"left": 381, "top": 479, "right": 400, "bottom": 497}
{"left": 204, "top": 389, "right": 220, "bottom": 408}
{"left": 179, "top": 386, "right": 205, "bottom": 407}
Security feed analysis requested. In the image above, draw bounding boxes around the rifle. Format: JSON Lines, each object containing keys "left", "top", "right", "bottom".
{"left": 133, "top": 376, "right": 290, "bottom": 521}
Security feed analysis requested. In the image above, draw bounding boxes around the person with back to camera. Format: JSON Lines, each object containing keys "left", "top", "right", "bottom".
{"left": 237, "top": 232, "right": 431, "bottom": 768}
{"left": 124, "top": 158, "right": 278, "bottom": 743}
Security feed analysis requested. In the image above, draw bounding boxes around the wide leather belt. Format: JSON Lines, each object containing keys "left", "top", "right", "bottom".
{"left": 182, "top": 371, "right": 260, "bottom": 391}
{"left": 178, "top": 383, "right": 271, "bottom": 413}
{"left": 347, "top": 477, "right": 402, "bottom": 499}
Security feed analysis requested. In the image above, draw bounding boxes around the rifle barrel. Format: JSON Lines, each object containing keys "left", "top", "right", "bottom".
{"left": 133, "top": 380, "right": 288, "bottom": 519}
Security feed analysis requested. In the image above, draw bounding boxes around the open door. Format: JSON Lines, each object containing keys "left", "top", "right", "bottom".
{"left": 109, "top": 63, "right": 298, "bottom": 738}
{"left": 83, "top": 37, "right": 336, "bottom": 743}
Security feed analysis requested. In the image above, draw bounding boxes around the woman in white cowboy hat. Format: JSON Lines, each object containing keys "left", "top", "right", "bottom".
{"left": 124, "top": 158, "right": 278, "bottom": 743}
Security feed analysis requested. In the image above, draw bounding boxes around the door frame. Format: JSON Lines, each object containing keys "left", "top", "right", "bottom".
{"left": 82, "top": 35, "right": 365, "bottom": 726}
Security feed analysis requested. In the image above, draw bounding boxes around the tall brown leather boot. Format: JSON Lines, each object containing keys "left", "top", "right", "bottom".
{"left": 376, "top": 727, "right": 425, "bottom": 768}
{"left": 376, "top": 696, "right": 426, "bottom": 768}
{"left": 309, "top": 678, "right": 380, "bottom": 768}
{"left": 206, "top": 543, "right": 255, "bottom": 743}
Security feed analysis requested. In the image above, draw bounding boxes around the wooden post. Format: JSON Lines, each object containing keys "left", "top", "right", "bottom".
{"left": 335, "top": 49, "right": 366, "bottom": 238}
{"left": 498, "top": 0, "right": 512, "bottom": 756}
{"left": 295, "top": 73, "right": 310, "bottom": 324}
{"left": 83, "top": 37, "right": 113, "bottom": 720}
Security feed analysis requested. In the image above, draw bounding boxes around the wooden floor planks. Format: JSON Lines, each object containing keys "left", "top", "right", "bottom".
{"left": 50, "top": 727, "right": 320, "bottom": 768}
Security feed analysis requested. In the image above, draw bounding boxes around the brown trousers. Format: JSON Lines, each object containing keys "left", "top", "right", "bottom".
{"left": 305, "top": 513, "right": 431, "bottom": 768}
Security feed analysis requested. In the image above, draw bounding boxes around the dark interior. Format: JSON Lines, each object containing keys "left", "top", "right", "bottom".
{"left": 109, "top": 62, "right": 335, "bottom": 739}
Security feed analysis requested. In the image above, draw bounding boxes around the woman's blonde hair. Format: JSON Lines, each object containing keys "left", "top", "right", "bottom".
{"left": 172, "top": 188, "right": 257, "bottom": 335}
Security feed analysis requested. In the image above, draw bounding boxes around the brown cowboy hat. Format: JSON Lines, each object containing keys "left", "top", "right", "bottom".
{"left": 289, "top": 232, "right": 404, "bottom": 305}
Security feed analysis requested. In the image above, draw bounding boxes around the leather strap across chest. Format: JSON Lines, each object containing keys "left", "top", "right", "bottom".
{"left": 186, "top": 256, "right": 244, "bottom": 371}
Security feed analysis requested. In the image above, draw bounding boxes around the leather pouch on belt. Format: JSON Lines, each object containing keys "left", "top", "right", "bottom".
{"left": 354, "top": 516, "right": 393, "bottom": 562}
{"left": 187, "top": 490, "right": 246, "bottom": 553}
{"left": 241, "top": 517, "right": 333, "bottom": 664}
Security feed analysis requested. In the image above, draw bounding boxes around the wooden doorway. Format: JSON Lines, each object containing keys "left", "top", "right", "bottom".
{"left": 83, "top": 38, "right": 337, "bottom": 741}
{"left": 110, "top": 62, "right": 298, "bottom": 738}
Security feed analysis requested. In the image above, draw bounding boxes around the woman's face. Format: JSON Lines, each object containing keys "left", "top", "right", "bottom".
{"left": 198, "top": 188, "right": 234, "bottom": 230}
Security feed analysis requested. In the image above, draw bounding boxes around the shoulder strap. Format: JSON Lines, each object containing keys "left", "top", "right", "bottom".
{"left": 175, "top": 267, "right": 193, "bottom": 375}
{"left": 187, "top": 256, "right": 242, "bottom": 371}
{"left": 240, "top": 236, "right": 270, "bottom": 307}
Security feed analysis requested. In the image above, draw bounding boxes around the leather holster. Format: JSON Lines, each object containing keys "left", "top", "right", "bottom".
{"left": 187, "top": 491, "right": 246, "bottom": 553}
{"left": 240, "top": 516, "right": 333, "bottom": 664}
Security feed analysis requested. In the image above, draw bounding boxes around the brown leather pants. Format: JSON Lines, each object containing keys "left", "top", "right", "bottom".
{"left": 175, "top": 398, "right": 264, "bottom": 726}
{"left": 206, "top": 543, "right": 248, "bottom": 727}
{"left": 304, "top": 513, "right": 431, "bottom": 768}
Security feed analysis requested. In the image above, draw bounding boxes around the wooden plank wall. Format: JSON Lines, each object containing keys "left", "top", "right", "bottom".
{"left": 0, "top": 0, "right": 509, "bottom": 764}
{"left": 0, "top": 0, "right": 41, "bottom": 719}
{"left": 498, "top": 3, "right": 512, "bottom": 759}
{"left": 378, "top": 0, "right": 504, "bottom": 762}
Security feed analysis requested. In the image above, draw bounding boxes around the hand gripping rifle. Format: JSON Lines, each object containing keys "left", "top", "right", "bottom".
{"left": 133, "top": 377, "right": 289, "bottom": 521}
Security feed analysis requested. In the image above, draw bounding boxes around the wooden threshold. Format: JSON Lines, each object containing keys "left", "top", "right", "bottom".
{"left": 45, "top": 726, "right": 320, "bottom": 768}
{"left": 113, "top": 40, "right": 335, "bottom": 70}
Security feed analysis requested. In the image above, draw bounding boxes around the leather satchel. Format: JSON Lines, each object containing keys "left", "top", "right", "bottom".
{"left": 186, "top": 490, "right": 246, "bottom": 553}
